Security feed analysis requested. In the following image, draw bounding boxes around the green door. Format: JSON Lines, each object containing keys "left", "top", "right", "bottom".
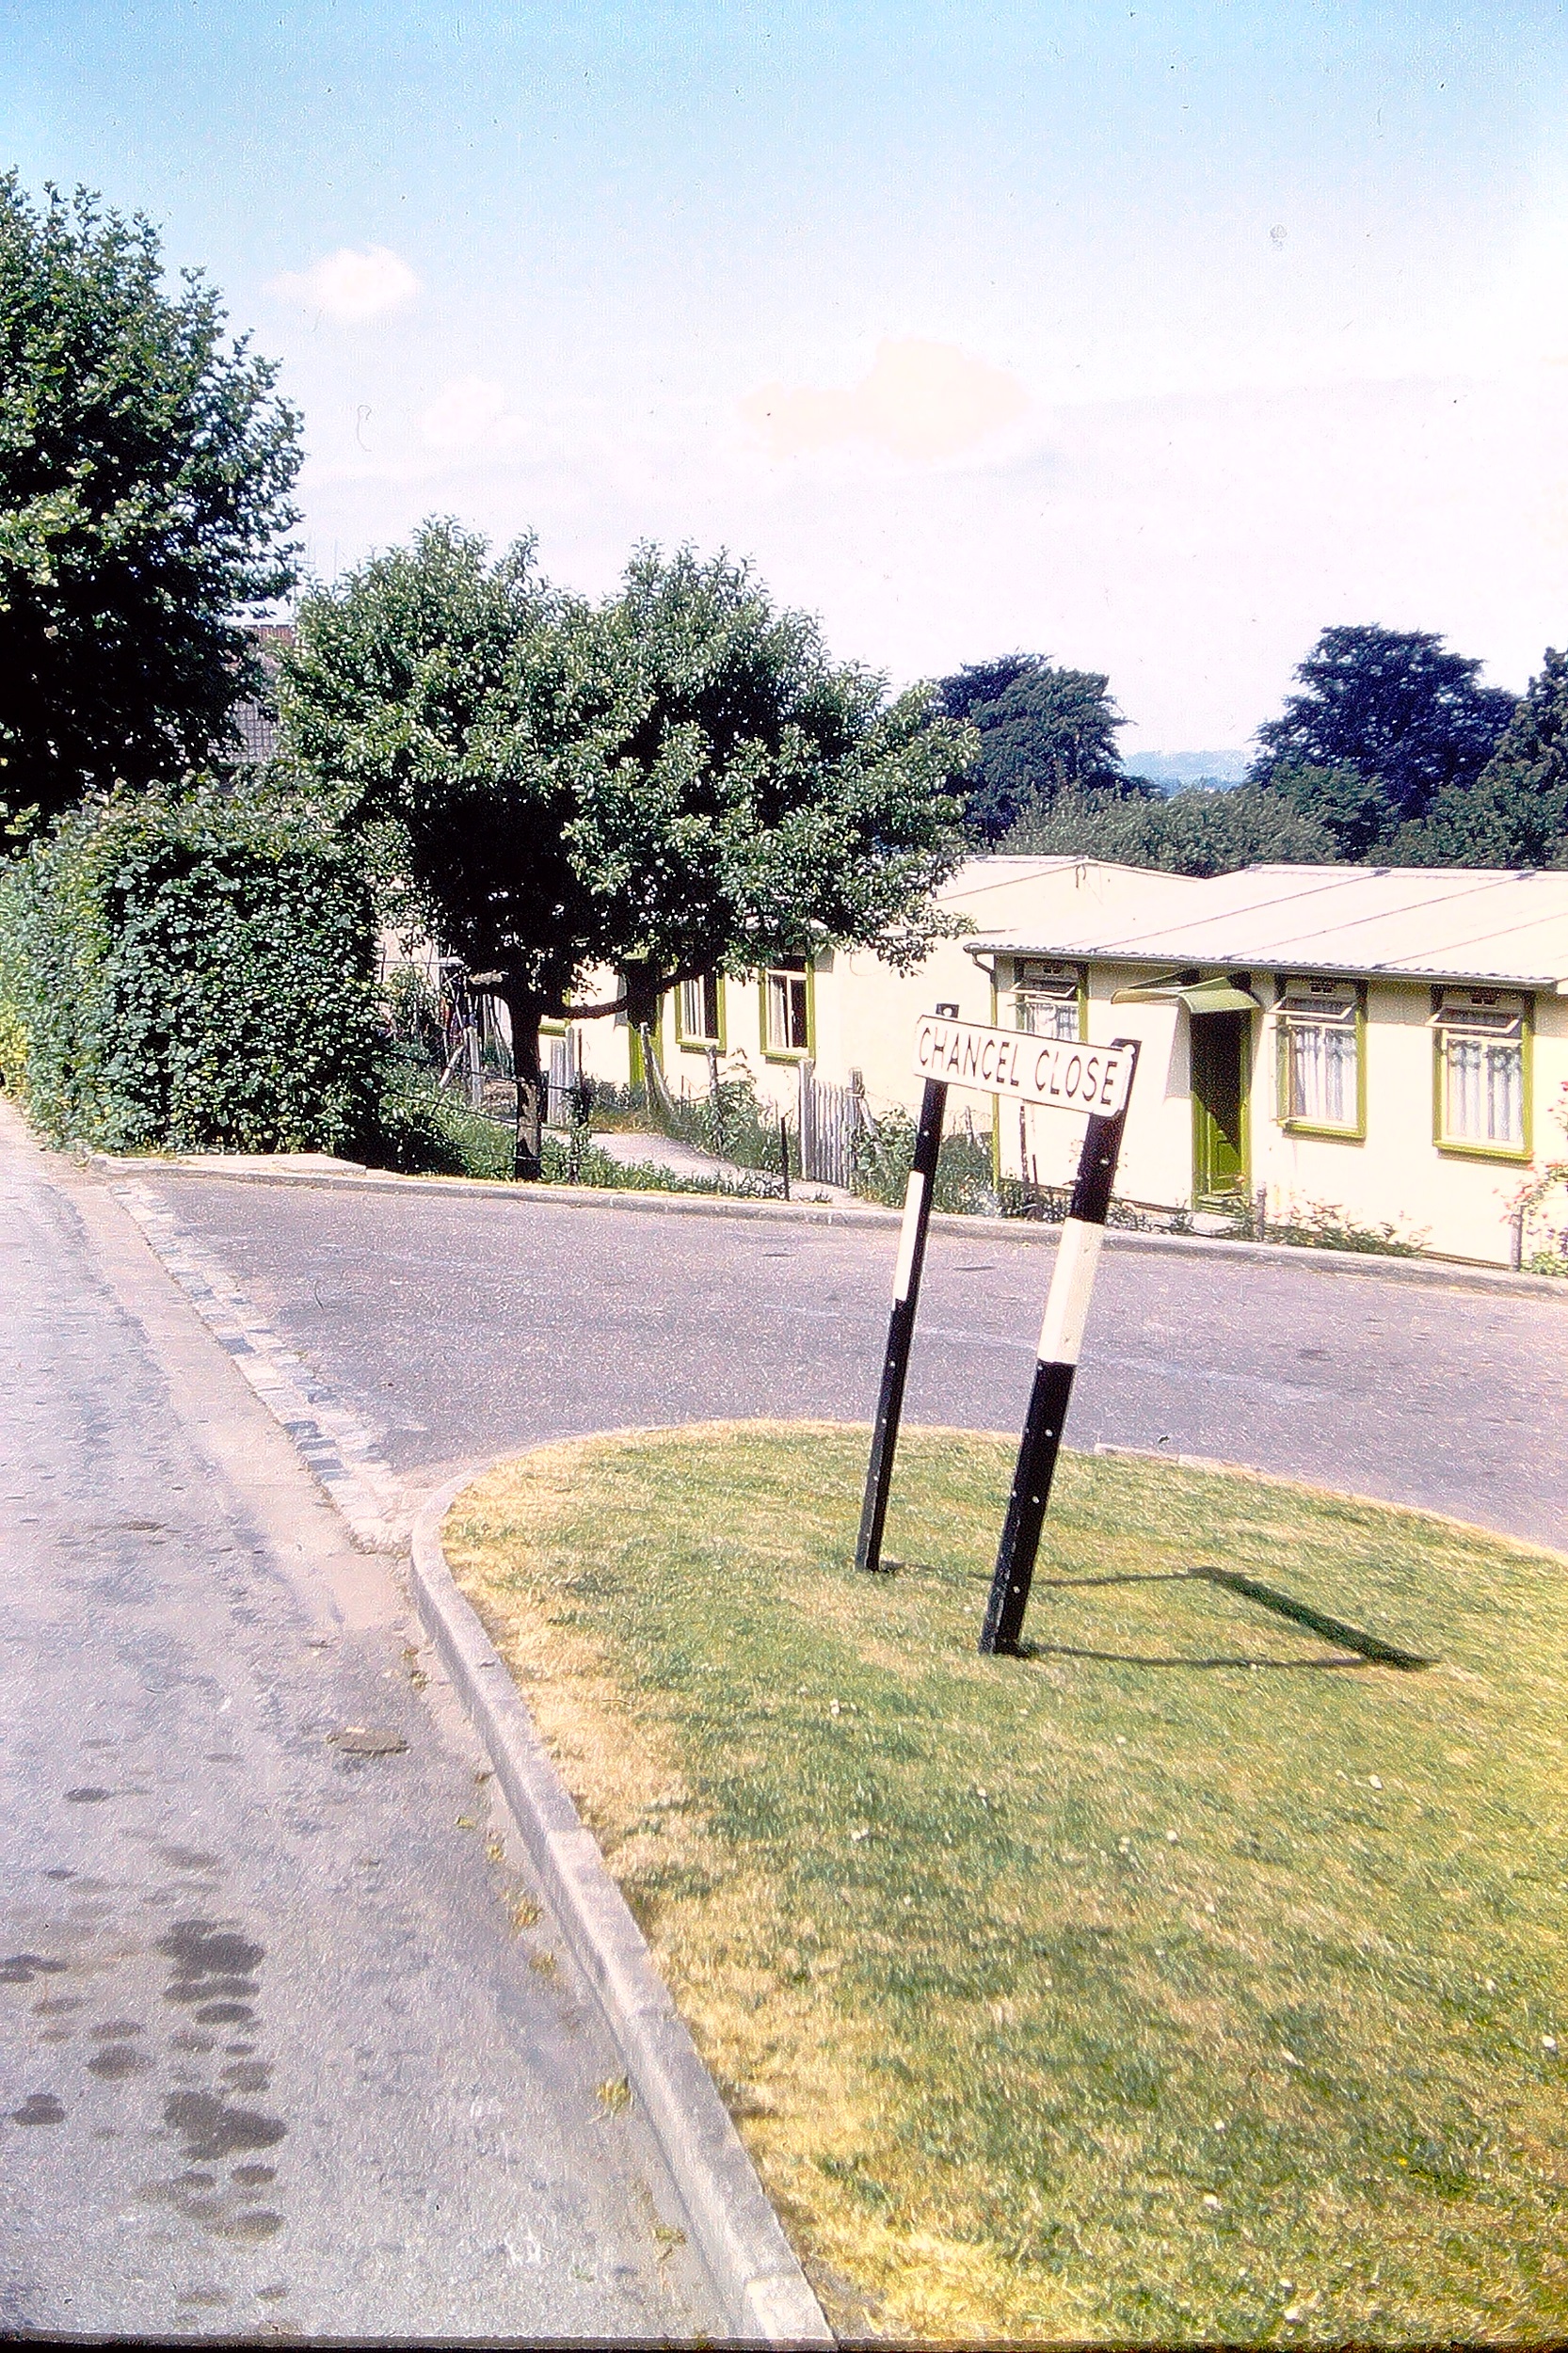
{"left": 1191, "top": 1011, "right": 1250, "bottom": 1200}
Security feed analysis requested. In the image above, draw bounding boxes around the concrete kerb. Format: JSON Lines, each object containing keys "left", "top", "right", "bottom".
{"left": 409, "top": 1466, "right": 834, "bottom": 2351}
{"left": 88, "top": 1149, "right": 1568, "bottom": 1305}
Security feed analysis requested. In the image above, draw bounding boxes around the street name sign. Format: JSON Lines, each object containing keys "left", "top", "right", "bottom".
{"left": 912, "top": 1014, "right": 1134, "bottom": 1119}
{"left": 858, "top": 1007, "right": 1143, "bottom": 1657}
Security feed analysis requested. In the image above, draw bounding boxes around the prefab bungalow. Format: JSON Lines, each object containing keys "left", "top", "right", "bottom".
{"left": 565, "top": 857, "right": 1568, "bottom": 1267}
{"left": 966, "top": 861, "right": 1568, "bottom": 1266}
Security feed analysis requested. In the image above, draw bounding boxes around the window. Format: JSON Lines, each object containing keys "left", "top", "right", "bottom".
{"left": 1013, "top": 959, "right": 1081, "bottom": 1041}
{"left": 677, "top": 971, "right": 723, "bottom": 1048}
{"left": 763, "top": 957, "right": 810, "bottom": 1055}
{"left": 1433, "top": 989, "right": 1528, "bottom": 1155}
{"left": 1276, "top": 978, "right": 1362, "bottom": 1135}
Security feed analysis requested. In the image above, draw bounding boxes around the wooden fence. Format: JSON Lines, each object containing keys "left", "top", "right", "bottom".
{"left": 797, "top": 1058, "right": 865, "bottom": 1190}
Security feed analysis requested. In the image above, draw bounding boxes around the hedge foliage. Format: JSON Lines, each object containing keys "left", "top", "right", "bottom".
{"left": 0, "top": 785, "right": 386, "bottom": 1154}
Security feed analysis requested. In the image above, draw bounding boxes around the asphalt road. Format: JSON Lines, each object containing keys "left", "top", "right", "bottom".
{"left": 0, "top": 1125, "right": 723, "bottom": 2341}
{"left": 149, "top": 1173, "right": 1567, "bottom": 1556}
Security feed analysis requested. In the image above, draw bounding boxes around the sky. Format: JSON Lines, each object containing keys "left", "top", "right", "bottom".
{"left": 7, "top": 0, "right": 1568, "bottom": 758}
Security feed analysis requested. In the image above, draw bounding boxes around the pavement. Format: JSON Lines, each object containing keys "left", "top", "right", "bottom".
{"left": 120, "top": 1160, "right": 1568, "bottom": 1558}
{"left": 584, "top": 1124, "right": 853, "bottom": 1204}
{"left": 0, "top": 1111, "right": 729, "bottom": 2342}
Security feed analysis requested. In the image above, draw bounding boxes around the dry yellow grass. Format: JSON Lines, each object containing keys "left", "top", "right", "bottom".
{"left": 443, "top": 1420, "right": 1568, "bottom": 2344}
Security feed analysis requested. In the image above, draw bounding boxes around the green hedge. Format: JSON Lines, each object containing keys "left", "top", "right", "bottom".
{"left": 0, "top": 785, "right": 387, "bottom": 1155}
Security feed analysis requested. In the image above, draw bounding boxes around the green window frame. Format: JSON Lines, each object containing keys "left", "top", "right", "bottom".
{"left": 675, "top": 970, "right": 725, "bottom": 1051}
{"left": 760, "top": 955, "right": 813, "bottom": 1060}
{"left": 1274, "top": 976, "right": 1366, "bottom": 1141}
{"left": 1012, "top": 957, "right": 1088, "bottom": 1043}
{"left": 1432, "top": 987, "right": 1532, "bottom": 1162}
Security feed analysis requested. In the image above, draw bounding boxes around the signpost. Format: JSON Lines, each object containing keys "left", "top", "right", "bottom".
{"left": 978, "top": 1045, "right": 1138, "bottom": 1654}
{"left": 854, "top": 1006, "right": 957, "bottom": 1575}
{"left": 856, "top": 1010, "right": 1141, "bottom": 1654}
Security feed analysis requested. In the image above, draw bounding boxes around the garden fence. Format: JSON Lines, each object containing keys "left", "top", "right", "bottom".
{"left": 797, "top": 1058, "right": 865, "bottom": 1190}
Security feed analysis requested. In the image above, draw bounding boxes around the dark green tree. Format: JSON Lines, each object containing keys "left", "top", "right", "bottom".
{"left": 937, "top": 654, "right": 1145, "bottom": 842}
{"left": 1249, "top": 625, "right": 1514, "bottom": 850}
{"left": 1410, "top": 648, "right": 1568, "bottom": 869}
{"left": 1264, "top": 761, "right": 1402, "bottom": 862}
{"left": 1005, "top": 780, "right": 1336, "bottom": 875}
{"left": 0, "top": 177, "right": 302, "bottom": 833}
{"left": 280, "top": 525, "right": 972, "bottom": 1176}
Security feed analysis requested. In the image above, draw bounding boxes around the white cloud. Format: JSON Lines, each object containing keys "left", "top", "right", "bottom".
{"left": 1487, "top": 209, "right": 1568, "bottom": 372}
{"left": 419, "top": 375, "right": 512, "bottom": 453}
{"left": 741, "top": 338, "right": 1031, "bottom": 464}
{"left": 266, "top": 245, "right": 421, "bottom": 325}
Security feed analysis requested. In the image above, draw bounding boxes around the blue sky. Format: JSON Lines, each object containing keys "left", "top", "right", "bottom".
{"left": 7, "top": 1, "right": 1568, "bottom": 753}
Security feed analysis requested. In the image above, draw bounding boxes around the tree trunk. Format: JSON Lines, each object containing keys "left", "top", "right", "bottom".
{"left": 503, "top": 988, "right": 545, "bottom": 1181}
{"left": 638, "top": 1024, "right": 680, "bottom": 1125}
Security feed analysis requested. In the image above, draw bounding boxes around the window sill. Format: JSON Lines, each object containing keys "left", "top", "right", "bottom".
{"left": 762, "top": 1048, "right": 809, "bottom": 1064}
{"left": 1435, "top": 1138, "right": 1531, "bottom": 1164}
{"left": 676, "top": 1036, "right": 723, "bottom": 1053}
{"left": 1279, "top": 1119, "right": 1365, "bottom": 1144}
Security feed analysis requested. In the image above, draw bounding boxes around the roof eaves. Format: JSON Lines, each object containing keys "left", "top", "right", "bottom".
{"left": 964, "top": 938, "right": 1565, "bottom": 989}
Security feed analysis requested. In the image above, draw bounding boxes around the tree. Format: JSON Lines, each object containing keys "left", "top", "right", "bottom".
{"left": 1264, "top": 761, "right": 1403, "bottom": 863}
{"left": 1411, "top": 648, "right": 1568, "bottom": 869}
{"left": 937, "top": 654, "right": 1145, "bottom": 842}
{"left": 280, "top": 525, "right": 973, "bottom": 1176}
{"left": 0, "top": 177, "right": 302, "bottom": 834}
{"left": 1249, "top": 625, "right": 1514, "bottom": 850}
{"left": 1005, "top": 780, "right": 1336, "bottom": 875}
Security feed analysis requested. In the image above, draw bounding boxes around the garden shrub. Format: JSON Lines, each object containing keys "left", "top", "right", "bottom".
{"left": 373, "top": 1058, "right": 515, "bottom": 1179}
{"left": 0, "top": 783, "right": 387, "bottom": 1154}
{"left": 851, "top": 1101, "right": 997, "bottom": 1212}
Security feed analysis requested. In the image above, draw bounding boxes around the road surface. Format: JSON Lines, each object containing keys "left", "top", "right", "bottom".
{"left": 0, "top": 1120, "right": 724, "bottom": 2341}
{"left": 145, "top": 1170, "right": 1566, "bottom": 1555}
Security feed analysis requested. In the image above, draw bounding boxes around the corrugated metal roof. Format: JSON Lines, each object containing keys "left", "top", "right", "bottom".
{"left": 964, "top": 861, "right": 1568, "bottom": 990}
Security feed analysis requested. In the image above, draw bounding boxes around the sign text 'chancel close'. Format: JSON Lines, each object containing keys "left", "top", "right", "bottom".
{"left": 912, "top": 1014, "right": 1134, "bottom": 1119}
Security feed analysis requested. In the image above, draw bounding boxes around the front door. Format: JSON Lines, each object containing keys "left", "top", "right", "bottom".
{"left": 1191, "top": 1011, "right": 1250, "bottom": 1200}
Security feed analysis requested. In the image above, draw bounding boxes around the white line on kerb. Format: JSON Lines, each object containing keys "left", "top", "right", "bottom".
{"left": 891, "top": 1172, "right": 926, "bottom": 1303}
{"left": 1036, "top": 1217, "right": 1105, "bottom": 1367}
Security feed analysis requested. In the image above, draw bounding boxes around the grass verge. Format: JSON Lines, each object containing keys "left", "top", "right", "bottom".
{"left": 443, "top": 1422, "right": 1568, "bottom": 2344}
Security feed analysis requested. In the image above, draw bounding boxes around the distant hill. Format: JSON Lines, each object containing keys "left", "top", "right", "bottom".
{"left": 1128, "top": 749, "right": 1250, "bottom": 792}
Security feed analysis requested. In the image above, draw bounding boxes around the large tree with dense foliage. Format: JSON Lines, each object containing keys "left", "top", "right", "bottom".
{"left": 0, "top": 177, "right": 301, "bottom": 834}
{"left": 280, "top": 522, "right": 972, "bottom": 1175}
{"left": 937, "top": 654, "right": 1145, "bottom": 842}
{"left": 1410, "top": 648, "right": 1568, "bottom": 869}
{"left": 1249, "top": 625, "right": 1514, "bottom": 854}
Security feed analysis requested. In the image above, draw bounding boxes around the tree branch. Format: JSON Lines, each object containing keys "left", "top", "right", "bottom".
{"left": 467, "top": 960, "right": 729, "bottom": 1025}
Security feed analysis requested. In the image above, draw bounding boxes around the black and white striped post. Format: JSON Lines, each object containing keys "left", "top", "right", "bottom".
{"left": 979, "top": 1036, "right": 1140, "bottom": 1655}
{"left": 854, "top": 1004, "right": 957, "bottom": 1575}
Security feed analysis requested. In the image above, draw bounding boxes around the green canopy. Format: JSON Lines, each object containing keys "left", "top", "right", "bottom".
{"left": 1111, "top": 973, "right": 1262, "bottom": 1013}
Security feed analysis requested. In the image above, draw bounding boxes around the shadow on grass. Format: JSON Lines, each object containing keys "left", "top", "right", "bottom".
{"left": 884, "top": 1561, "right": 1433, "bottom": 1672}
{"left": 1015, "top": 1641, "right": 1379, "bottom": 1670}
{"left": 1188, "top": 1565, "right": 1431, "bottom": 1669}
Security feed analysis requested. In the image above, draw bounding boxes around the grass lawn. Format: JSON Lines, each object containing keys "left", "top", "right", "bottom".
{"left": 443, "top": 1422, "right": 1568, "bottom": 2345}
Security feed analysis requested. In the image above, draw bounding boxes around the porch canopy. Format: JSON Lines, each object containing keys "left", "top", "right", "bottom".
{"left": 1108, "top": 973, "right": 1261, "bottom": 1013}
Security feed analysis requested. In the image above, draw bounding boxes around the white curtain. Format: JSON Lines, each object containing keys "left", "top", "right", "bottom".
{"left": 1446, "top": 1036, "right": 1523, "bottom": 1145}
{"left": 1287, "top": 1020, "right": 1357, "bottom": 1126}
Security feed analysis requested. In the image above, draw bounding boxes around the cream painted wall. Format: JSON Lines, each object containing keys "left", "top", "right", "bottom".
{"left": 1254, "top": 982, "right": 1566, "bottom": 1264}
{"left": 992, "top": 964, "right": 1566, "bottom": 1265}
